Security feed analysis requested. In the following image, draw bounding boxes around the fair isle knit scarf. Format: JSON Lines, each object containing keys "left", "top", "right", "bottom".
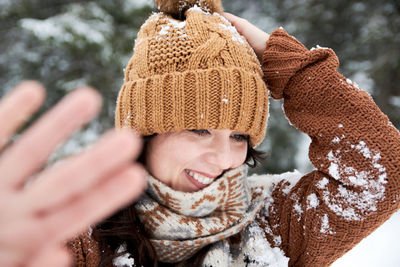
{"left": 134, "top": 165, "right": 267, "bottom": 263}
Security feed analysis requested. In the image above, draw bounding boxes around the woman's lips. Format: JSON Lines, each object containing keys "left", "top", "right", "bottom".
{"left": 184, "top": 169, "right": 217, "bottom": 190}
{"left": 191, "top": 170, "right": 219, "bottom": 179}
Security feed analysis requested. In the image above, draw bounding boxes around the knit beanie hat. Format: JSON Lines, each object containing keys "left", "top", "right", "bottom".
{"left": 115, "top": 0, "right": 268, "bottom": 147}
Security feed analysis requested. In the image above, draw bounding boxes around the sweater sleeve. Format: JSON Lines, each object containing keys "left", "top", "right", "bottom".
{"left": 258, "top": 28, "right": 400, "bottom": 266}
{"left": 66, "top": 232, "right": 101, "bottom": 267}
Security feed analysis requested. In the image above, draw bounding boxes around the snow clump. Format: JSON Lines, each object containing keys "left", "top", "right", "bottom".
{"left": 323, "top": 137, "right": 387, "bottom": 221}
{"left": 113, "top": 244, "right": 135, "bottom": 267}
{"left": 244, "top": 222, "right": 290, "bottom": 267}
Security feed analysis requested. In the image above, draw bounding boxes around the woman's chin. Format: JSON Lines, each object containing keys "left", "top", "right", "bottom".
{"left": 174, "top": 180, "right": 201, "bottom": 193}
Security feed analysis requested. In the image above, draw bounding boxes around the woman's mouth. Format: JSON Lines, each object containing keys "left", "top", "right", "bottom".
{"left": 184, "top": 169, "right": 216, "bottom": 189}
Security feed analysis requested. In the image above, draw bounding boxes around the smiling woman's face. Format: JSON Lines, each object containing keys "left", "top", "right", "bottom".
{"left": 145, "top": 129, "right": 248, "bottom": 192}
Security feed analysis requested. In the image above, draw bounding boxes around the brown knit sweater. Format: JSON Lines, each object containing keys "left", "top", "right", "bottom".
{"left": 68, "top": 29, "right": 400, "bottom": 267}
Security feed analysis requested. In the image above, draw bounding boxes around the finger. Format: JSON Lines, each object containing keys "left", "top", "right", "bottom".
{"left": 0, "top": 228, "right": 71, "bottom": 267}
{"left": 26, "top": 129, "right": 142, "bottom": 212}
{"left": 40, "top": 164, "right": 147, "bottom": 244}
{"left": 0, "top": 248, "right": 20, "bottom": 267}
{"left": 0, "top": 81, "right": 45, "bottom": 150}
{"left": 222, "top": 12, "right": 268, "bottom": 61}
{"left": 30, "top": 246, "right": 72, "bottom": 267}
{"left": 0, "top": 87, "right": 101, "bottom": 189}
{"left": 222, "top": 13, "right": 245, "bottom": 33}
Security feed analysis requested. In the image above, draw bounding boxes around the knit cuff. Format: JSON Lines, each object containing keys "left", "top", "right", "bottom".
{"left": 66, "top": 232, "right": 101, "bottom": 267}
{"left": 262, "top": 28, "right": 339, "bottom": 99}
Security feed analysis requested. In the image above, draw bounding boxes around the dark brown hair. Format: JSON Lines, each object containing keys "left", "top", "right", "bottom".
{"left": 95, "top": 135, "right": 265, "bottom": 267}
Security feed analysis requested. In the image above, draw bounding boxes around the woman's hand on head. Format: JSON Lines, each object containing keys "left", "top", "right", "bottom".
{"left": 0, "top": 81, "right": 147, "bottom": 267}
{"left": 223, "top": 12, "right": 270, "bottom": 62}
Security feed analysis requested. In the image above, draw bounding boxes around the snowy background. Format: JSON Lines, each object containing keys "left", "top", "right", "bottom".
{"left": 1, "top": 0, "right": 399, "bottom": 266}
{"left": 332, "top": 210, "right": 400, "bottom": 267}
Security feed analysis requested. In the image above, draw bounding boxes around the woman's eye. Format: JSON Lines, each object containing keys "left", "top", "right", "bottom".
{"left": 189, "top": 129, "right": 210, "bottom": 136}
{"left": 231, "top": 134, "right": 249, "bottom": 142}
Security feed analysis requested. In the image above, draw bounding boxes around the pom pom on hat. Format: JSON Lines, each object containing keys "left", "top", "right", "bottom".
{"left": 155, "top": 0, "right": 223, "bottom": 16}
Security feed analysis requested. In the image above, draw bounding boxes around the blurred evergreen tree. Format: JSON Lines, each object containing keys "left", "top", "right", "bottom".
{"left": 0, "top": 0, "right": 153, "bottom": 129}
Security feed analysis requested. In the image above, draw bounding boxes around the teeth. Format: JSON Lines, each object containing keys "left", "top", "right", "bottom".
{"left": 187, "top": 170, "right": 214, "bottom": 185}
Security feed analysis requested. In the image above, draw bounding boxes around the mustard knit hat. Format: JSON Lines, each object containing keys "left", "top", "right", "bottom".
{"left": 115, "top": 0, "right": 268, "bottom": 147}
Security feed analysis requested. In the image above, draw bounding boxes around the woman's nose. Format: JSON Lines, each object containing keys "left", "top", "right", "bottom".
{"left": 209, "top": 139, "right": 233, "bottom": 170}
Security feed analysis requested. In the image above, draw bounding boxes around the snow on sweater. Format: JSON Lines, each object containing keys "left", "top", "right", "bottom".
{"left": 260, "top": 28, "right": 400, "bottom": 266}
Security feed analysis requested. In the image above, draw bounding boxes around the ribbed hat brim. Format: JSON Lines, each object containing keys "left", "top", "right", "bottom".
{"left": 115, "top": 67, "right": 268, "bottom": 147}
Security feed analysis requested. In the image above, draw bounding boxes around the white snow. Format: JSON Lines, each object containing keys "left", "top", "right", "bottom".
{"left": 188, "top": 4, "right": 210, "bottom": 14}
{"left": 324, "top": 139, "right": 387, "bottom": 221}
{"left": 327, "top": 150, "right": 341, "bottom": 180}
{"left": 332, "top": 210, "right": 400, "bottom": 267}
{"left": 249, "top": 170, "right": 303, "bottom": 248}
{"left": 306, "top": 193, "right": 319, "bottom": 210}
{"left": 345, "top": 78, "right": 361, "bottom": 90}
{"left": 310, "top": 45, "right": 330, "bottom": 51}
{"left": 159, "top": 25, "right": 171, "bottom": 35}
{"left": 169, "top": 19, "right": 186, "bottom": 29}
{"left": 156, "top": 17, "right": 187, "bottom": 40}
{"left": 124, "top": 112, "right": 132, "bottom": 128}
{"left": 218, "top": 23, "right": 247, "bottom": 45}
{"left": 340, "top": 76, "right": 371, "bottom": 93}
{"left": 140, "top": 12, "right": 160, "bottom": 30}
{"left": 320, "top": 214, "right": 335, "bottom": 234}
{"left": 266, "top": 170, "right": 303, "bottom": 195}
{"left": 212, "top": 12, "right": 248, "bottom": 46}
{"left": 292, "top": 196, "right": 303, "bottom": 221}
{"left": 294, "top": 132, "right": 314, "bottom": 173}
{"left": 354, "top": 141, "right": 372, "bottom": 158}
{"left": 20, "top": 4, "right": 113, "bottom": 44}
{"left": 246, "top": 223, "right": 290, "bottom": 267}
{"left": 113, "top": 244, "right": 135, "bottom": 267}
{"left": 123, "top": 0, "right": 152, "bottom": 11}
{"left": 316, "top": 177, "right": 329, "bottom": 189}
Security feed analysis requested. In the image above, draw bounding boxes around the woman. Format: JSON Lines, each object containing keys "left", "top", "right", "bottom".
{"left": 68, "top": 0, "right": 400, "bottom": 266}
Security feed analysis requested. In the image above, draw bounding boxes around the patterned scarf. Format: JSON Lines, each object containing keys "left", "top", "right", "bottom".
{"left": 134, "top": 165, "right": 267, "bottom": 263}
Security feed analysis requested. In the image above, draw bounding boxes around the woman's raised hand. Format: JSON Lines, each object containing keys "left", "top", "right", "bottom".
{"left": 223, "top": 12, "right": 270, "bottom": 62}
{"left": 0, "top": 81, "right": 147, "bottom": 267}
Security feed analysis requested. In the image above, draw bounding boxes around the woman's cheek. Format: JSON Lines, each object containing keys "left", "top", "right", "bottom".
{"left": 235, "top": 144, "right": 248, "bottom": 166}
